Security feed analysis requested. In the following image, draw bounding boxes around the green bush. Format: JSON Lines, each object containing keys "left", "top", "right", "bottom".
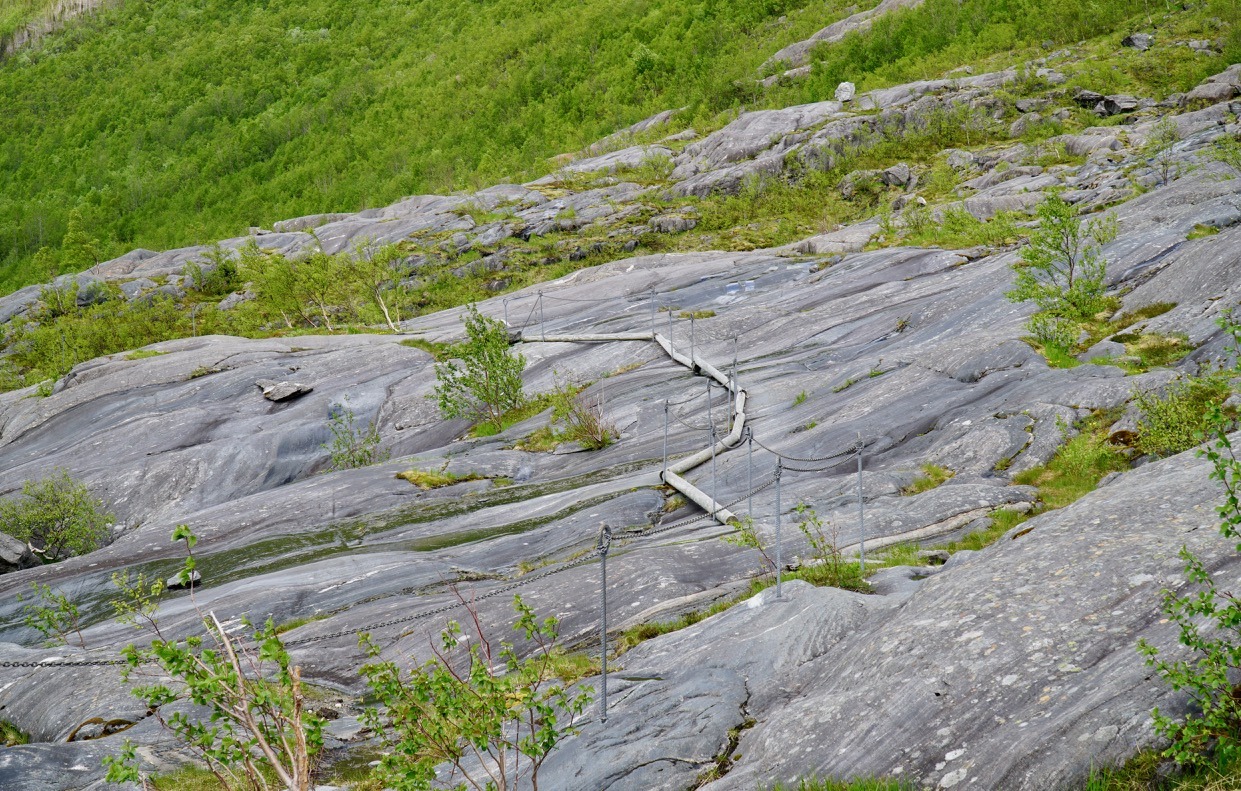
{"left": 1134, "top": 371, "right": 1236, "bottom": 458}
{"left": 1138, "top": 313, "right": 1241, "bottom": 770}
{"left": 1007, "top": 193, "right": 1117, "bottom": 322}
{"left": 434, "top": 304, "right": 526, "bottom": 431}
{"left": 359, "top": 595, "right": 592, "bottom": 791}
{"left": 0, "top": 469, "right": 112, "bottom": 560}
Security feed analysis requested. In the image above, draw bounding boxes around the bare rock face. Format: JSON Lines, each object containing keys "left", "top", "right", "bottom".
{"left": 5, "top": 49, "right": 1241, "bottom": 791}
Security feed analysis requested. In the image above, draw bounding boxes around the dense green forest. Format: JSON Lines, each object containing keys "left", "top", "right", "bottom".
{"left": 1, "top": 0, "right": 1238, "bottom": 295}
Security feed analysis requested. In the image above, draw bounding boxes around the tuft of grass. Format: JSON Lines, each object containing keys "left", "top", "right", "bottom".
{"left": 513, "top": 426, "right": 559, "bottom": 452}
{"left": 399, "top": 337, "right": 458, "bottom": 361}
{"left": 1187, "top": 223, "right": 1222, "bottom": 241}
{"left": 395, "top": 468, "right": 485, "bottom": 490}
{"left": 793, "top": 390, "right": 808, "bottom": 406}
{"left": 546, "top": 650, "right": 600, "bottom": 684}
{"left": 125, "top": 349, "right": 165, "bottom": 360}
{"left": 677, "top": 309, "right": 716, "bottom": 320}
{"left": 832, "top": 377, "right": 859, "bottom": 393}
{"left": 1013, "top": 412, "right": 1128, "bottom": 509}
{"left": 188, "top": 365, "right": 221, "bottom": 379}
{"left": 1080, "top": 748, "right": 1241, "bottom": 790}
{"left": 943, "top": 508, "right": 1029, "bottom": 553}
{"left": 273, "top": 613, "right": 328, "bottom": 635}
{"left": 0, "top": 719, "right": 29, "bottom": 747}
{"left": 903, "top": 463, "right": 954, "bottom": 495}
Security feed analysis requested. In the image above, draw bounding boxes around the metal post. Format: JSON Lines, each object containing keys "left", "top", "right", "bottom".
{"left": 710, "top": 418, "right": 718, "bottom": 521}
{"left": 732, "top": 335, "right": 738, "bottom": 389}
{"left": 650, "top": 289, "right": 656, "bottom": 338}
{"left": 775, "top": 458, "right": 784, "bottom": 600}
{"left": 597, "top": 524, "right": 612, "bottom": 723}
{"left": 690, "top": 314, "right": 695, "bottom": 366}
{"left": 857, "top": 436, "right": 865, "bottom": 574}
{"left": 707, "top": 379, "right": 715, "bottom": 518}
{"left": 503, "top": 298, "right": 510, "bottom": 327}
{"left": 662, "top": 400, "right": 669, "bottom": 481}
{"left": 668, "top": 310, "right": 673, "bottom": 357}
{"left": 538, "top": 291, "right": 545, "bottom": 342}
{"left": 746, "top": 428, "right": 753, "bottom": 517}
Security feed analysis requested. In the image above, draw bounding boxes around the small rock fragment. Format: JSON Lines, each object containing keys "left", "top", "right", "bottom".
{"left": 255, "top": 378, "right": 314, "bottom": 402}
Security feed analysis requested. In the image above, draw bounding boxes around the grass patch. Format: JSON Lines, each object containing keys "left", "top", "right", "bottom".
{"left": 1081, "top": 748, "right": 1241, "bottom": 790}
{"left": 942, "top": 508, "right": 1030, "bottom": 553}
{"left": 124, "top": 349, "right": 165, "bottom": 360}
{"left": 273, "top": 613, "right": 328, "bottom": 635}
{"left": 1012, "top": 412, "right": 1129, "bottom": 510}
{"left": 903, "top": 464, "right": 955, "bottom": 495}
{"left": 832, "top": 377, "right": 859, "bottom": 393}
{"left": 547, "top": 650, "right": 600, "bottom": 684}
{"left": 677, "top": 309, "right": 716, "bottom": 320}
{"left": 398, "top": 337, "right": 458, "bottom": 361}
{"left": 793, "top": 390, "right": 808, "bottom": 406}
{"left": 0, "top": 719, "right": 29, "bottom": 747}
{"left": 395, "top": 468, "right": 486, "bottom": 490}
{"left": 894, "top": 207, "right": 1022, "bottom": 250}
{"left": 1188, "top": 224, "right": 1222, "bottom": 241}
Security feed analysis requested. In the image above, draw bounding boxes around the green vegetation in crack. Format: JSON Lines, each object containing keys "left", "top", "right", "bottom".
{"left": 1013, "top": 411, "right": 1129, "bottom": 510}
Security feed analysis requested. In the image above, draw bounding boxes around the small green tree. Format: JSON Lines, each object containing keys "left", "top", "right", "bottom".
{"left": 0, "top": 469, "right": 112, "bottom": 561}
{"left": 188, "top": 244, "right": 241, "bottom": 297}
{"left": 323, "top": 403, "right": 389, "bottom": 470}
{"left": 1145, "top": 117, "right": 1181, "bottom": 186}
{"left": 1138, "top": 311, "right": 1241, "bottom": 768}
{"left": 1007, "top": 193, "right": 1118, "bottom": 322}
{"left": 110, "top": 570, "right": 166, "bottom": 639}
{"left": 352, "top": 241, "right": 410, "bottom": 333}
{"left": 18, "top": 582, "right": 85, "bottom": 648}
{"left": 434, "top": 304, "right": 526, "bottom": 430}
{"left": 359, "top": 594, "right": 592, "bottom": 791}
{"left": 59, "top": 207, "right": 102, "bottom": 274}
{"left": 107, "top": 526, "right": 324, "bottom": 791}
{"left": 721, "top": 515, "right": 776, "bottom": 579}
{"left": 241, "top": 244, "right": 312, "bottom": 329}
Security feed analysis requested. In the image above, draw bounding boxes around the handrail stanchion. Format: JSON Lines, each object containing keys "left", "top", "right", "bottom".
{"left": 857, "top": 435, "right": 866, "bottom": 574}
{"left": 662, "top": 400, "right": 669, "bottom": 481}
{"left": 597, "top": 523, "right": 612, "bottom": 723}
{"left": 775, "top": 458, "right": 784, "bottom": 601}
{"left": 710, "top": 418, "right": 718, "bottom": 521}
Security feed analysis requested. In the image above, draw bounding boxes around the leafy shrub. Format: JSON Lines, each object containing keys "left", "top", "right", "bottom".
{"left": 794, "top": 503, "right": 867, "bottom": 591}
{"left": 1134, "top": 370, "right": 1235, "bottom": 458}
{"left": 550, "top": 380, "right": 617, "bottom": 450}
{"left": 0, "top": 469, "right": 112, "bottom": 560}
{"left": 1007, "top": 193, "right": 1117, "bottom": 322}
{"left": 359, "top": 595, "right": 592, "bottom": 791}
{"left": 17, "top": 582, "right": 85, "bottom": 647}
{"left": 323, "top": 404, "right": 389, "bottom": 470}
{"left": 434, "top": 304, "right": 526, "bottom": 431}
{"left": 1138, "top": 312, "right": 1241, "bottom": 770}
{"left": 107, "top": 526, "right": 324, "bottom": 791}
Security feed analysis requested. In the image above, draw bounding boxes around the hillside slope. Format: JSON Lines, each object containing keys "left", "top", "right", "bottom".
{"left": 2, "top": 2, "right": 1241, "bottom": 790}
{"left": 2, "top": 0, "right": 1237, "bottom": 294}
